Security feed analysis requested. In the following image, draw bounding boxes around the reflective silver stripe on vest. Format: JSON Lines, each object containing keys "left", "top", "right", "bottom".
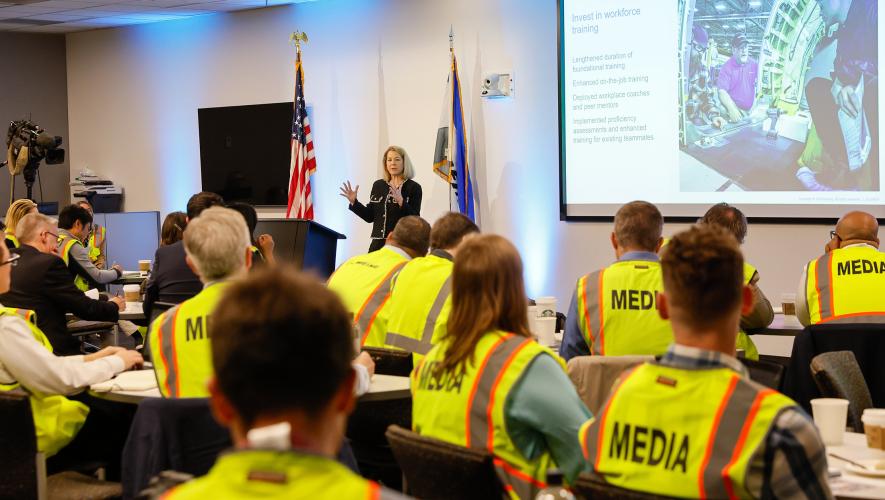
{"left": 385, "top": 275, "right": 452, "bottom": 355}
{"left": 698, "top": 377, "right": 760, "bottom": 498}
{"left": 466, "top": 335, "right": 530, "bottom": 448}
{"left": 466, "top": 335, "right": 543, "bottom": 499}
{"left": 814, "top": 253, "right": 833, "bottom": 320}
{"left": 356, "top": 263, "right": 405, "bottom": 339}
{"left": 582, "top": 270, "right": 603, "bottom": 355}
{"left": 156, "top": 306, "right": 182, "bottom": 398}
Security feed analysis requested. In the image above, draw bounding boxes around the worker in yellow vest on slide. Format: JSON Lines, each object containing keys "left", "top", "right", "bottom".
{"left": 149, "top": 207, "right": 252, "bottom": 398}
{"left": 384, "top": 212, "right": 478, "bottom": 361}
{"left": 327, "top": 216, "right": 430, "bottom": 348}
{"left": 580, "top": 226, "right": 830, "bottom": 498}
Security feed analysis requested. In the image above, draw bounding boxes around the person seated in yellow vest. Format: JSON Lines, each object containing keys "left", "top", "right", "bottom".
{"left": 700, "top": 203, "right": 773, "bottom": 360}
{"left": 4, "top": 198, "right": 37, "bottom": 249}
{"left": 148, "top": 206, "right": 255, "bottom": 398}
{"left": 412, "top": 234, "right": 591, "bottom": 499}
{"left": 328, "top": 215, "right": 430, "bottom": 348}
{"left": 76, "top": 200, "right": 107, "bottom": 269}
{"left": 157, "top": 267, "right": 404, "bottom": 499}
{"left": 560, "top": 201, "right": 672, "bottom": 361}
{"left": 0, "top": 240, "right": 143, "bottom": 471}
{"left": 57, "top": 204, "right": 123, "bottom": 291}
{"left": 797, "top": 211, "right": 885, "bottom": 325}
{"left": 228, "top": 201, "right": 276, "bottom": 267}
{"left": 579, "top": 225, "right": 831, "bottom": 498}
{"left": 384, "top": 212, "right": 479, "bottom": 360}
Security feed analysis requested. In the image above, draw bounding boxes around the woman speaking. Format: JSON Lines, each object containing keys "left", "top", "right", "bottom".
{"left": 340, "top": 145, "right": 422, "bottom": 252}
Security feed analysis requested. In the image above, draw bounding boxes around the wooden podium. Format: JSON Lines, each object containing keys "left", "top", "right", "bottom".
{"left": 254, "top": 219, "right": 345, "bottom": 279}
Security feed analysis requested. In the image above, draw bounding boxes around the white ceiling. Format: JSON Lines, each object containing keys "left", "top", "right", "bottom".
{"left": 0, "top": 0, "right": 304, "bottom": 34}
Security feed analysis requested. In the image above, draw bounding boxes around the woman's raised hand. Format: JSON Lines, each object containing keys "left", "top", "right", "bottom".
{"left": 339, "top": 181, "right": 359, "bottom": 205}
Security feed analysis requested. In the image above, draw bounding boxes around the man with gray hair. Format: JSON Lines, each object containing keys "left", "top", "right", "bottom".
{"left": 0, "top": 213, "right": 123, "bottom": 355}
{"left": 148, "top": 206, "right": 253, "bottom": 398}
{"left": 560, "top": 201, "right": 674, "bottom": 361}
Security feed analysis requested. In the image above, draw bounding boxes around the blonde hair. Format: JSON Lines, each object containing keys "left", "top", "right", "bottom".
{"left": 440, "top": 234, "right": 531, "bottom": 375}
{"left": 183, "top": 206, "right": 251, "bottom": 281}
{"left": 5, "top": 199, "right": 37, "bottom": 235}
{"left": 381, "top": 145, "right": 414, "bottom": 181}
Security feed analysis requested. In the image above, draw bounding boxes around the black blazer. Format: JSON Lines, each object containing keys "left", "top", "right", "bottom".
{"left": 349, "top": 179, "right": 422, "bottom": 239}
{"left": 143, "top": 241, "right": 202, "bottom": 320}
{"left": 0, "top": 244, "right": 120, "bottom": 355}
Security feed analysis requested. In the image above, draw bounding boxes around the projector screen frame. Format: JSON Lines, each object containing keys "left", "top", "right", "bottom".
{"left": 556, "top": 0, "right": 880, "bottom": 226}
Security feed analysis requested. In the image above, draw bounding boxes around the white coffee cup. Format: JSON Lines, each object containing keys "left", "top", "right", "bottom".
{"left": 861, "top": 409, "right": 885, "bottom": 449}
{"left": 535, "top": 317, "right": 556, "bottom": 347}
{"left": 527, "top": 305, "right": 539, "bottom": 319}
{"left": 123, "top": 284, "right": 140, "bottom": 302}
{"left": 535, "top": 297, "right": 557, "bottom": 318}
{"left": 811, "top": 398, "right": 849, "bottom": 445}
{"left": 138, "top": 259, "right": 152, "bottom": 272}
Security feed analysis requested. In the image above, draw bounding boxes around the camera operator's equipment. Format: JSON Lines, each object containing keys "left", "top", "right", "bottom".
{"left": 5, "top": 119, "right": 65, "bottom": 203}
{"left": 72, "top": 170, "right": 123, "bottom": 213}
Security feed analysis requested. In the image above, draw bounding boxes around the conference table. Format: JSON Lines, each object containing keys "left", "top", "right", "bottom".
{"left": 751, "top": 312, "right": 803, "bottom": 358}
{"left": 89, "top": 370, "right": 411, "bottom": 404}
{"left": 828, "top": 433, "right": 885, "bottom": 499}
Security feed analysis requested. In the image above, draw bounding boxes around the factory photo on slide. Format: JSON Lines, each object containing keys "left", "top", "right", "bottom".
{"left": 677, "top": 0, "right": 877, "bottom": 193}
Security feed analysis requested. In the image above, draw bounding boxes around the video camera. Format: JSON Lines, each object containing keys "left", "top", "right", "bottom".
{"left": 4, "top": 119, "right": 65, "bottom": 200}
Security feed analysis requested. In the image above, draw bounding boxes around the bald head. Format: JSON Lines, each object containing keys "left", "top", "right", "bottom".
{"left": 835, "top": 211, "right": 879, "bottom": 247}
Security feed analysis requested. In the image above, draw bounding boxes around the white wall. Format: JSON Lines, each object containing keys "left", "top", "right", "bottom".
{"left": 66, "top": 0, "right": 871, "bottom": 306}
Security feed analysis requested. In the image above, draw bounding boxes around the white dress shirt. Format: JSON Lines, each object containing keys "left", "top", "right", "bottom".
{"left": 0, "top": 310, "right": 124, "bottom": 395}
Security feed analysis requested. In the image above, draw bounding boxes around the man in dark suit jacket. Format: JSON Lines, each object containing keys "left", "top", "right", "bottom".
{"left": 143, "top": 192, "right": 224, "bottom": 320}
{"left": 0, "top": 213, "right": 123, "bottom": 355}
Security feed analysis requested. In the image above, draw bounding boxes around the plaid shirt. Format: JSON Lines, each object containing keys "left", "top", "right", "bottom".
{"left": 659, "top": 344, "right": 833, "bottom": 499}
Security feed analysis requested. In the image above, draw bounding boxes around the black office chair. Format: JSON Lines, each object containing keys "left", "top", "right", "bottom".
{"left": 811, "top": 351, "right": 873, "bottom": 432}
{"left": 739, "top": 357, "right": 786, "bottom": 391}
{"left": 385, "top": 425, "right": 502, "bottom": 499}
{"left": 362, "top": 347, "right": 413, "bottom": 377}
{"left": 67, "top": 320, "right": 117, "bottom": 354}
{"left": 0, "top": 391, "right": 122, "bottom": 500}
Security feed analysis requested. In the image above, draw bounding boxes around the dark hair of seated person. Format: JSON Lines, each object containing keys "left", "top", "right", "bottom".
{"left": 58, "top": 204, "right": 93, "bottom": 230}
{"left": 226, "top": 202, "right": 258, "bottom": 244}
{"left": 160, "top": 211, "right": 187, "bottom": 247}
{"left": 186, "top": 191, "right": 225, "bottom": 220}
{"left": 210, "top": 266, "right": 355, "bottom": 424}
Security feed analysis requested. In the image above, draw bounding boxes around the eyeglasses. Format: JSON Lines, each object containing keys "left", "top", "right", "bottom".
{"left": 829, "top": 230, "right": 841, "bottom": 241}
{"left": 43, "top": 231, "right": 58, "bottom": 240}
{"left": 0, "top": 253, "right": 20, "bottom": 267}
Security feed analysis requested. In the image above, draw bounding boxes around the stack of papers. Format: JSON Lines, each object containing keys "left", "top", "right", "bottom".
{"left": 91, "top": 369, "right": 157, "bottom": 392}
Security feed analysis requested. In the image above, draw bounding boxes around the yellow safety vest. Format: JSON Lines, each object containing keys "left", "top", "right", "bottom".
{"left": 805, "top": 245, "right": 885, "bottom": 324}
{"left": 580, "top": 362, "right": 795, "bottom": 498}
{"left": 412, "top": 330, "right": 563, "bottom": 499}
{"left": 164, "top": 449, "right": 385, "bottom": 499}
{"left": 0, "top": 308, "right": 89, "bottom": 457}
{"left": 148, "top": 282, "right": 229, "bottom": 398}
{"left": 5, "top": 231, "right": 19, "bottom": 249}
{"left": 86, "top": 225, "right": 106, "bottom": 264}
{"left": 57, "top": 234, "right": 91, "bottom": 292}
{"left": 736, "top": 262, "right": 760, "bottom": 361}
{"left": 576, "top": 260, "right": 673, "bottom": 356}
{"left": 384, "top": 250, "right": 453, "bottom": 361}
{"left": 327, "top": 247, "right": 407, "bottom": 348}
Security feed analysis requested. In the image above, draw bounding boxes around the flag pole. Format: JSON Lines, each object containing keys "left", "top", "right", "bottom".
{"left": 448, "top": 26, "right": 456, "bottom": 212}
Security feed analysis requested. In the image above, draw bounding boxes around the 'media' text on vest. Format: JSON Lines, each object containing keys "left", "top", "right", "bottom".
{"left": 836, "top": 259, "right": 885, "bottom": 276}
{"left": 611, "top": 289, "right": 660, "bottom": 310}
{"left": 609, "top": 421, "right": 689, "bottom": 473}
{"left": 416, "top": 361, "right": 465, "bottom": 393}
{"left": 186, "top": 315, "right": 210, "bottom": 342}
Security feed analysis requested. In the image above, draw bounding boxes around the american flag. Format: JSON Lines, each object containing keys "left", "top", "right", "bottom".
{"left": 286, "top": 52, "right": 316, "bottom": 219}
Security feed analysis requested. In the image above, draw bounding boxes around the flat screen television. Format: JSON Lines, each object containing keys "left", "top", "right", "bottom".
{"left": 198, "top": 102, "right": 293, "bottom": 206}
